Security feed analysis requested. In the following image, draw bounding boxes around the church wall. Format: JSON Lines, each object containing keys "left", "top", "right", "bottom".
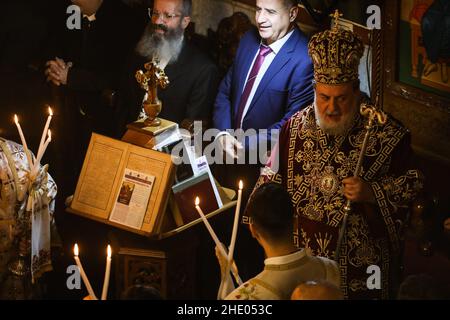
{"left": 191, "top": 0, "right": 255, "bottom": 36}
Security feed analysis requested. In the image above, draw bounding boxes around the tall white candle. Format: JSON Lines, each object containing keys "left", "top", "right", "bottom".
{"left": 194, "top": 197, "right": 227, "bottom": 259}
{"left": 36, "top": 106, "right": 53, "bottom": 166}
{"left": 101, "top": 245, "right": 112, "bottom": 300}
{"left": 32, "top": 130, "right": 51, "bottom": 178}
{"left": 32, "top": 129, "right": 51, "bottom": 178}
{"left": 14, "top": 114, "right": 33, "bottom": 169}
{"left": 73, "top": 243, "right": 98, "bottom": 300}
{"left": 225, "top": 181, "right": 243, "bottom": 280}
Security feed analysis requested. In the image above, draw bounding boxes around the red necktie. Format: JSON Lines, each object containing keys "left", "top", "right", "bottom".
{"left": 235, "top": 45, "right": 273, "bottom": 128}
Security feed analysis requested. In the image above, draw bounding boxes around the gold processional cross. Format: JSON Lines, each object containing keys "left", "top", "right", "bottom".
{"left": 135, "top": 60, "right": 169, "bottom": 126}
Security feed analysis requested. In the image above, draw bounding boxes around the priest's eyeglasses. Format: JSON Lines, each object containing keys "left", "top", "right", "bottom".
{"left": 148, "top": 9, "right": 182, "bottom": 21}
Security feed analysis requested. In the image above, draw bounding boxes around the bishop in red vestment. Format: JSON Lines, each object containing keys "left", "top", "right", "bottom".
{"left": 255, "top": 12, "right": 424, "bottom": 299}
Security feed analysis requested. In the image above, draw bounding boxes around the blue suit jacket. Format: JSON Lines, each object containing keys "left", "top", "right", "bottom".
{"left": 213, "top": 26, "right": 314, "bottom": 149}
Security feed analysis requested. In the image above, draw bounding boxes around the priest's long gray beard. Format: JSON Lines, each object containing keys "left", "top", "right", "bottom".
{"left": 135, "top": 23, "right": 184, "bottom": 64}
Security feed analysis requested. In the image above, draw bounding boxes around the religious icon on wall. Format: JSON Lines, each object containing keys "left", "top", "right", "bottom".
{"left": 399, "top": 0, "right": 450, "bottom": 97}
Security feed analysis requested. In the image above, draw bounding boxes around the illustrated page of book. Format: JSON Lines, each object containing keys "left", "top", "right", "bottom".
{"left": 72, "top": 136, "right": 127, "bottom": 219}
{"left": 109, "top": 168, "right": 155, "bottom": 230}
{"left": 125, "top": 146, "right": 172, "bottom": 233}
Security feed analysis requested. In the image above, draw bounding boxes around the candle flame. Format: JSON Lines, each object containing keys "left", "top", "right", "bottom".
{"left": 239, "top": 180, "right": 243, "bottom": 190}
{"left": 48, "top": 106, "right": 53, "bottom": 116}
{"left": 195, "top": 197, "right": 200, "bottom": 206}
{"left": 107, "top": 245, "right": 112, "bottom": 258}
{"left": 14, "top": 114, "right": 18, "bottom": 124}
{"left": 74, "top": 243, "right": 79, "bottom": 256}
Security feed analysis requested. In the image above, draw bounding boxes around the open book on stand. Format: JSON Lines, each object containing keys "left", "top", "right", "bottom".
{"left": 68, "top": 133, "right": 175, "bottom": 236}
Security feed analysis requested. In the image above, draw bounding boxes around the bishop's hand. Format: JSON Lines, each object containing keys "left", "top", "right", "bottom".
{"left": 342, "top": 177, "right": 376, "bottom": 204}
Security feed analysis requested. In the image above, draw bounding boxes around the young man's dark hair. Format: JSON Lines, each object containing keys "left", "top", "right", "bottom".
{"left": 223, "top": 182, "right": 340, "bottom": 300}
{"left": 245, "top": 182, "right": 294, "bottom": 243}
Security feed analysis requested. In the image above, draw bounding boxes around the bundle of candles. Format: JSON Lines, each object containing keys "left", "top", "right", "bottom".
{"left": 12, "top": 106, "right": 55, "bottom": 284}
{"left": 13, "top": 106, "right": 53, "bottom": 182}
{"left": 14, "top": 108, "right": 111, "bottom": 296}
{"left": 73, "top": 244, "right": 112, "bottom": 300}
{"left": 195, "top": 180, "right": 244, "bottom": 299}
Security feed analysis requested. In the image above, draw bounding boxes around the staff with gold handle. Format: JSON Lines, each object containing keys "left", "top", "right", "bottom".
{"left": 334, "top": 102, "right": 387, "bottom": 262}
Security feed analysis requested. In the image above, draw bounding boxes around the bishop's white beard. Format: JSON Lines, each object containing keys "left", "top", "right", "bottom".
{"left": 314, "top": 102, "right": 358, "bottom": 136}
{"left": 135, "top": 23, "right": 184, "bottom": 67}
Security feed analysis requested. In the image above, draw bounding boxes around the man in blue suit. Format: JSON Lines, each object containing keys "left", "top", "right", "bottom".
{"left": 213, "top": 0, "right": 313, "bottom": 164}
{"left": 211, "top": 0, "right": 314, "bottom": 286}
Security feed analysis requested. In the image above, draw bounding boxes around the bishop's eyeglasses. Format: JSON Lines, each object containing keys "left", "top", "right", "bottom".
{"left": 148, "top": 8, "right": 182, "bottom": 21}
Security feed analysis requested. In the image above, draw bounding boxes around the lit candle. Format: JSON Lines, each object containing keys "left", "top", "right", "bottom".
{"left": 13, "top": 114, "right": 33, "bottom": 169}
{"left": 73, "top": 243, "right": 97, "bottom": 300}
{"left": 32, "top": 129, "right": 51, "bottom": 178}
{"left": 36, "top": 106, "right": 53, "bottom": 166}
{"left": 225, "top": 181, "right": 243, "bottom": 279}
{"left": 101, "top": 245, "right": 112, "bottom": 300}
{"left": 195, "top": 197, "right": 228, "bottom": 259}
